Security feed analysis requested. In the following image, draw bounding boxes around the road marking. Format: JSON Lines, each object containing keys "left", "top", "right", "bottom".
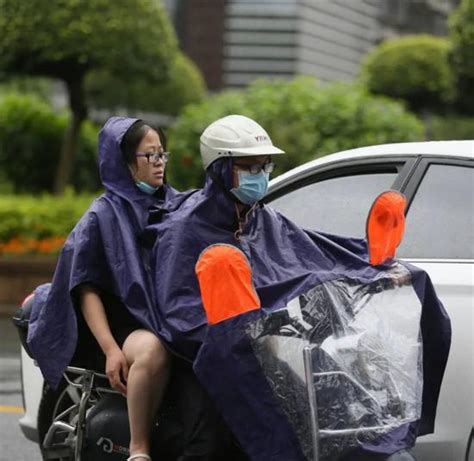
{"left": 0, "top": 405, "right": 24, "bottom": 414}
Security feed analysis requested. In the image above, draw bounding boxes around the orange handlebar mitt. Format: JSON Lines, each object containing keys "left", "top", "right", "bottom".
{"left": 367, "top": 190, "right": 407, "bottom": 266}
{"left": 195, "top": 244, "right": 261, "bottom": 325}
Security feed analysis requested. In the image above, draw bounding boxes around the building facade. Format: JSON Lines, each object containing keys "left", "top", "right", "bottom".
{"left": 165, "top": 0, "right": 458, "bottom": 90}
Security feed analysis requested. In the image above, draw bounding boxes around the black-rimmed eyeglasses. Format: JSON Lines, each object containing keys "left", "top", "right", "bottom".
{"left": 136, "top": 151, "right": 170, "bottom": 164}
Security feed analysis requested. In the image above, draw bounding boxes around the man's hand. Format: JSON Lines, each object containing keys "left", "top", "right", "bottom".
{"left": 105, "top": 347, "right": 129, "bottom": 395}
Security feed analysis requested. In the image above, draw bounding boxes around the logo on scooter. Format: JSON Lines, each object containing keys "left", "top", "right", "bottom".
{"left": 97, "top": 437, "right": 129, "bottom": 456}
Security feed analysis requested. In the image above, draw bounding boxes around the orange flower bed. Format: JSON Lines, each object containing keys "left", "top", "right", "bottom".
{"left": 0, "top": 236, "right": 66, "bottom": 256}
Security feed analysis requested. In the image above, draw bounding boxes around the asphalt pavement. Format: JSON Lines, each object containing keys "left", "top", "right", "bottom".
{"left": 0, "top": 314, "right": 41, "bottom": 460}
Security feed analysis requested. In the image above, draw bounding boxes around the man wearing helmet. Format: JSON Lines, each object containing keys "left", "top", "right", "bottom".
{"left": 145, "top": 114, "right": 294, "bottom": 359}
{"left": 199, "top": 115, "right": 285, "bottom": 240}
{"left": 145, "top": 115, "right": 449, "bottom": 461}
{"left": 201, "top": 114, "right": 284, "bottom": 208}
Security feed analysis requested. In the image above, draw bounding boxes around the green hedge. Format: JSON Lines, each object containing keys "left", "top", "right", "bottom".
{"left": 0, "top": 192, "right": 96, "bottom": 242}
{"left": 449, "top": 0, "right": 474, "bottom": 114}
{"left": 0, "top": 76, "right": 54, "bottom": 102}
{"left": 0, "top": 93, "right": 100, "bottom": 193}
{"left": 360, "top": 34, "right": 454, "bottom": 112}
{"left": 429, "top": 114, "right": 474, "bottom": 140}
{"left": 167, "top": 77, "right": 424, "bottom": 190}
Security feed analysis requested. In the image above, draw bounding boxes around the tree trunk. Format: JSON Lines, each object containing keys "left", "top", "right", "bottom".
{"left": 54, "top": 76, "right": 88, "bottom": 195}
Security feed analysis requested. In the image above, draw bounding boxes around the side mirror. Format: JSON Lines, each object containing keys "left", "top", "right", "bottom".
{"left": 366, "top": 190, "right": 406, "bottom": 266}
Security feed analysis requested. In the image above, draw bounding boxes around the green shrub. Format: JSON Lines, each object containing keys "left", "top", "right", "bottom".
{"left": 360, "top": 34, "right": 454, "bottom": 112}
{"left": 0, "top": 93, "right": 100, "bottom": 193}
{"left": 429, "top": 114, "right": 474, "bottom": 140}
{"left": 0, "top": 191, "right": 96, "bottom": 243}
{"left": 449, "top": 0, "right": 474, "bottom": 114}
{"left": 167, "top": 77, "right": 424, "bottom": 190}
{"left": 0, "top": 76, "right": 55, "bottom": 101}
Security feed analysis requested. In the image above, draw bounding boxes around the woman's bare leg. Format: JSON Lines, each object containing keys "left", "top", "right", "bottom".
{"left": 122, "top": 329, "right": 170, "bottom": 458}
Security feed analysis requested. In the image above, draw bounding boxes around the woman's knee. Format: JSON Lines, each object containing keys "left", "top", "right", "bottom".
{"left": 139, "top": 339, "right": 169, "bottom": 372}
{"left": 124, "top": 331, "right": 170, "bottom": 372}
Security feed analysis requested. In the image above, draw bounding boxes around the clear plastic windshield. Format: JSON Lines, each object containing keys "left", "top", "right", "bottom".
{"left": 247, "top": 263, "right": 423, "bottom": 460}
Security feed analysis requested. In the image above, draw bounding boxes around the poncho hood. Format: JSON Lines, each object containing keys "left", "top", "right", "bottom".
{"left": 99, "top": 116, "right": 137, "bottom": 193}
{"left": 100, "top": 116, "right": 150, "bottom": 201}
{"left": 98, "top": 116, "right": 169, "bottom": 222}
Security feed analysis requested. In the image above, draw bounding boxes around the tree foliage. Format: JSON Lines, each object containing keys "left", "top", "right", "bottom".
{"left": 360, "top": 34, "right": 454, "bottom": 112}
{"left": 86, "top": 53, "right": 206, "bottom": 116}
{"left": 449, "top": 0, "right": 474, "bottom": 114}
{"left": 0, "top": 93, "right": 99, "bottom": 193}
{"left": 167, "top": 77, "right": 424, "bottom": 190}
{"left": 0, "top": 0, "right": 178, "bottom": 193}
{"left": 0, "top": 0, "right": 176, "bottom": 83}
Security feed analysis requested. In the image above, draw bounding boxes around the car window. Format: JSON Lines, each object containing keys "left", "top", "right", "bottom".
{"left": 398, "top": 163, "right": 474, "bottom": 259}
{"left": 269, "top": 171, "right": 398, "bottom": 237}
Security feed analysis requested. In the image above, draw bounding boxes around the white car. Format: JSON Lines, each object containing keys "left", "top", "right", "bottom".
{"left": 266, "top": 140, "right": 473, "bottom": 461}
{"left": 18, "top": 140, "right": 473, "bottom": 460}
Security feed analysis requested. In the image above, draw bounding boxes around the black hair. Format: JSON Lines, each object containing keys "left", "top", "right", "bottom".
{"left": 120, "top": 119, "right": 167, "bottom": 167}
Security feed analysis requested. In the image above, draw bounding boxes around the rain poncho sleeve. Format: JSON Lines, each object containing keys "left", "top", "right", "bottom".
{"left": 193, "top": 246, "right": 449, "bottom": 460}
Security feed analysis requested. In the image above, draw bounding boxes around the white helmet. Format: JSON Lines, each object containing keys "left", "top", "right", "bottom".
{"left": 200, "top": 115, "right": 285, "bottom": 169}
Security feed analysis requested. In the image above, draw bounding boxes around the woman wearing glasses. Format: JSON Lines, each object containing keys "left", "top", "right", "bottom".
{"left": 28, "top": 117, "right": 175, "bottom": 461}
{"left": 79, "top": 118, "right": 173, "bottom": 461}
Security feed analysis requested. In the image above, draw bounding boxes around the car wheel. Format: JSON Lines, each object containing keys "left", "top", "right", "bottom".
{"left": 37, "top": 377, "right": 81, "bottom": 460}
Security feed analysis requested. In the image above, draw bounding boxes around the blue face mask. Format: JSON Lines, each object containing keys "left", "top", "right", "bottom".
{"left": 136, "top": 181, "right": 159, "bottom": 195}
{"left": 230, "top": 171, "right": 270, "bottom": 205}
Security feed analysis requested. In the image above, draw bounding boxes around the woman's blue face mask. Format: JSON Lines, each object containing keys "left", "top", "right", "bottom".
{"left": 135, "top": 180, "right": 159, "bottom": 195}
{"left": 230, "top": 170, "right": 270, "bottom": 205}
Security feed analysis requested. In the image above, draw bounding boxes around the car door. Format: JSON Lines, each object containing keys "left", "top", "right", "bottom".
{"left": 397, "top": 157, "right": 474, "bottom": 461}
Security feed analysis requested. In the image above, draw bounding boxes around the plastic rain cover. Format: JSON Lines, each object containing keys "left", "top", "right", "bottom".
{"left": 246, "top": 262, "right": 423, "bottom": 460}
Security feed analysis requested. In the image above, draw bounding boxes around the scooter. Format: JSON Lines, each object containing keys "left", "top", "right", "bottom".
{"left": 12, "top": 293, "right": 247, "bottom": 461}
{"left": 13, "top": 265, "right": 419, "bottom": 461}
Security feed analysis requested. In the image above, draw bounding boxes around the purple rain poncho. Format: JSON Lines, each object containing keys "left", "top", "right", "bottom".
{"left": 145, "top": 157, "right": 451, "bottom": 461}
{"left": 27, "top": 117, "right": 180, "bottom": 389}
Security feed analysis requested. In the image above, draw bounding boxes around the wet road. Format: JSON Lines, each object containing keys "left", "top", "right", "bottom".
{"left": 0, "top": 315, "right": 41, "bottom": 460}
